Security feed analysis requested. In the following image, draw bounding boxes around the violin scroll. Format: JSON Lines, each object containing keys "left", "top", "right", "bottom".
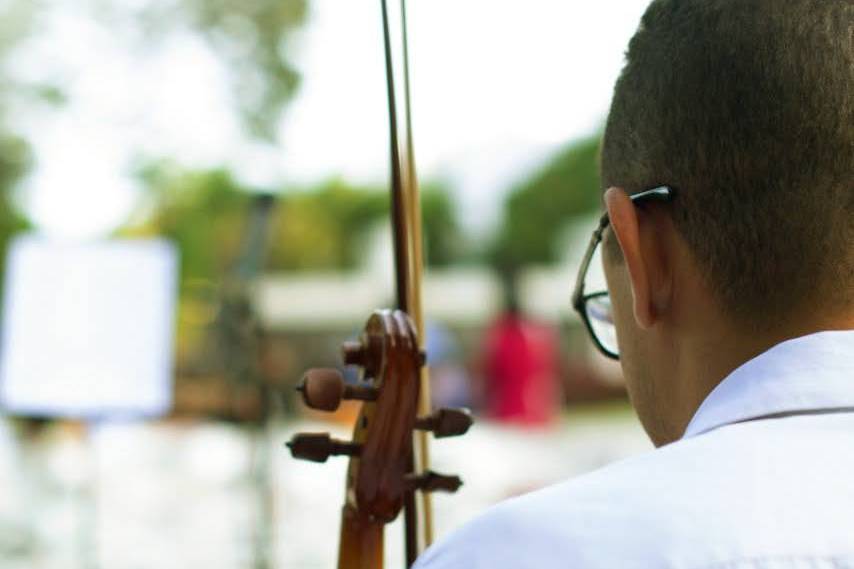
{"left": 286, "top": 309, "right": 471, "bottom": 528}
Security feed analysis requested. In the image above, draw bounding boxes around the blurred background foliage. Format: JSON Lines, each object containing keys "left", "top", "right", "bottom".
{"left": 489, "top": 135, "right": 601, "bottom": 272}
{"left": 267, "top": 178, "right": 465, "bottom": 271}
{"left": 0, "top": 0, "right": 309, "bottom": 292}
{"left": 0, "top": 133, "right": 32, "bottom": 290}
{"left": 0, "top": 2, "right": 39, "bottom": 290}
{"left": 0, "top": 0, "right": 309, "bottom": 185}
{"left": 125, "top": 163, "right": 465, "bottom": 285}
{"left": 126, "top": 0, "right": 308, "bottom": 140}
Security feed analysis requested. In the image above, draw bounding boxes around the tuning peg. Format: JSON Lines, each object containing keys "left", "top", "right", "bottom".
{"left": 341, "top": 341, "right": 366, "bottom": 367}
{"left": 296, "top": 369, "right": 343, "bottom": 411}
{"left": 296, "top": 368, "right": 379, "bottom": 412}
{"left": 286, "top": 433, "right": 361, "bottom": 463}
{"left": 405, "top": 470, "right": 463, "bottom": 493}
{"left": 415, "top": 408, "right": 473, "bottom": 438}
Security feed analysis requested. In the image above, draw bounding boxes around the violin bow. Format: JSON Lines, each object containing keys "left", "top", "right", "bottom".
{"left": 380, "top": 0, "right": 435, "bottom": 558}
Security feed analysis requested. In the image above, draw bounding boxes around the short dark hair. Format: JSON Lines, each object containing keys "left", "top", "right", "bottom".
{"left": 601, "top": 0, "right": 854, "bottom": 329}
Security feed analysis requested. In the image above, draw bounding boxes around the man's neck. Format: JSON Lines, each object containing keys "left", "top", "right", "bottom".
{"left": 668, "top": 313, "right": 854, "bottom": 443}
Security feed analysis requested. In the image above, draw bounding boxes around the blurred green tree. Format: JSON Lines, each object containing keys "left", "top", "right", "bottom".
{"left": 128, "top": 165, "right": 465, "bottom": 284}
{"left": 0, "top": 2, "right": 40, "bottom": 288}
{"left": 420, "top": 184, "right": 467, "bottom": 268}
{"left": 130, "top": 165, "right": 250, "bottom": 283}
{"left": 126, "top": 0, "right": 308, "bottom": 140}
{"left": 268, "top": 179, "right": 465, "bottom": 271}
{"left": 0, "top": 134, "right": 32, "bottom": 289}
{"left": 489, "top": 134, "right": 602, "bottom": 270}
{"left": 267, "top": 179, "right": 387, "bottom": 272}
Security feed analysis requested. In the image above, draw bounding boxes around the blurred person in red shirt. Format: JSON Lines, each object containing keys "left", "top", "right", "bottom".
{"left": 480, "top": 277, "right": 559, "bottom": 426}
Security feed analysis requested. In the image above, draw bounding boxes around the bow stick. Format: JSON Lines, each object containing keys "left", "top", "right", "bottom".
{"left": 380, "top": 0, "right": 435, "bottom": 558}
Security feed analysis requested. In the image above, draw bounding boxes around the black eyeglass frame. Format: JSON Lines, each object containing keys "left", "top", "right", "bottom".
{"left": 571, "top": 186, "right": 677, "bottom": 360}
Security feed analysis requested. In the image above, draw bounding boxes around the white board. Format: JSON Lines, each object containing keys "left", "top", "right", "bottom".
{"left": 0, "top": 236, "right": 179, "bottom": 418}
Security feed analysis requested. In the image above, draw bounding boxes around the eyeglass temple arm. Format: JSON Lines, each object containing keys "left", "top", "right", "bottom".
{"left": 571, "top": 214, "right": 610, "bottom": 309}
{"left": 571, "top": 185, "right": 675, "bottom": 309}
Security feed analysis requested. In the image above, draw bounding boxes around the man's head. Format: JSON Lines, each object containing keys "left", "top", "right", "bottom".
{"left": 598, "top": 0, "right": 853, "bottom": 444}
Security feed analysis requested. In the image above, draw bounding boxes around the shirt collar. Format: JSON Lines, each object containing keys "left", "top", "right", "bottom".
{"left": 682, "top": 329, "right": 854, "bottom": 439}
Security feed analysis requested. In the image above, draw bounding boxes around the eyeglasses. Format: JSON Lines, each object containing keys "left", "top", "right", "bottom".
{"left": 571, "top": 186, "right": 676, "bottom": 360}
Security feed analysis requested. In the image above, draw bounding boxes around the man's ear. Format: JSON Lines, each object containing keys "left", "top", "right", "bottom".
{"left": 604, "top": 187, "right": 670, "bottom": 329}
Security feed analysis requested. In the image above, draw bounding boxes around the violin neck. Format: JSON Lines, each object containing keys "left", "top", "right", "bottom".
{"left": 338, "top": 505, "right": 385, "bottom": 569}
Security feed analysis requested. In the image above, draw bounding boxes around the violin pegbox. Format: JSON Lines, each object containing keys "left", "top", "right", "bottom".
{"left": 287, "top": 309, "right": 472, "bottom": 522}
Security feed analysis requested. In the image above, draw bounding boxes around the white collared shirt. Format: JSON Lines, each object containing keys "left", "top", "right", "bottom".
{"left": 415, "top": 330, "right": 854, "bottom": 569}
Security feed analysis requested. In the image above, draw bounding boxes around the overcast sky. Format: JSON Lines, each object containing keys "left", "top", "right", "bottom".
{"left": 11, "top": 0, "right": 651, "bottom": 239}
